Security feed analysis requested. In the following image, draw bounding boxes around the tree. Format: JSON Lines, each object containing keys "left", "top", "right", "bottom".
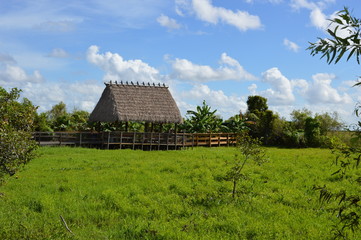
{"left": 224, "top": 134, "right": 267, "bottom": 198}
{"left": 291, "top": 108, "right": 313, "bottom": 130}
{"left": 246, "top": 95, "right": 268, "bottom": 115}
{"left": 308, "top": 7, "right": 361, "bottom": 239}
{"left": 182, "top": 100, "right": 224, "bottom": 133}
{"left": 0, "top": 87, "right": 38, "bottom": 181}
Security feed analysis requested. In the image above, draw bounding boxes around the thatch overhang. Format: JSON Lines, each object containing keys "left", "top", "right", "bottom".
{"left": 89, "top": 82, "right": 183, "bottom": 124}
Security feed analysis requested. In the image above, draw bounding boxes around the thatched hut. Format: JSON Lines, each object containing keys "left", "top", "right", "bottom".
{"left": 89, "top": 81, "right": 183, "bottom": 130}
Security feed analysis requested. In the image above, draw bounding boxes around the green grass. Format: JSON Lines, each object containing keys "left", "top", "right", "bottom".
{"left": 0, "top": 147, "right": 357, "bottom": 239}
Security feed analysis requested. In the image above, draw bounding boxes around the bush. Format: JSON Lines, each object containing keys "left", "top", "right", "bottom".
{"left": 0, "top": 87, "right": 38, "bottom": 181}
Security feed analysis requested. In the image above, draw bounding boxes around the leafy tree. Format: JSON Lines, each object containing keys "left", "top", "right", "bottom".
{"left": 291, "top": 108, "right": 313, "bottom": 130}
{"left": 222, "top": 114, "right": 249, "bottom": 133}
{"left": 225, "top": 134, "right": 267, "bottom": 198}
{"left": 182, "top": 100, "right": 224, "bottom": 133}
{"left": 304, "top": 117, "right": 321, "bottom": 147}
{"left": 315, "top": 112, "right": 344, "bottom": 134}
{"left": 245, "top": 96, "right": 277, "bottom": 144}
{"left": 34, "top": 112, "right": 52, "bottom": 132}
{"left": 308, "top": 7, "right": 361, "bottom": 238}
{"left": 0, "top": 87, "right": 38, "bottom": 181}
{"left": 246, "top": 95, "right": 268, "bottom": 115}
{"left": 47, "top": 101, "right": 67, "bottom": 121}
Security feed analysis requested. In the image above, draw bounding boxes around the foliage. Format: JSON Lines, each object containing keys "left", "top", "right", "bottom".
{"left": 246, "top": 95, "right": 268, "bottom": 114}
{"left": 0, "top": 87, "right": 38, "bottom": 181}
{"left": 304, "top": 117, "right": 321, "bottom": 147}
{"left": 222, "top": 114, "right": 249, "bottom": 133}
{"left": 0, "top": 147, "right": 354, "bottom": 239}
{"left": 182, "top": 100, "right": 224, "bottom": 133}
{"left": 291, "top": 108, "right": 312, "bottom": 130}
{"left": 314, "top": 144, "right": 361, "bottom": 239}
{"left": 225, "top": 135, "right": 267, "bottom": 198}
{"left": 308, "top": 6, "right": 361, "bottom": 239}
{"left": 307, "top": 7, "right": 361, "bottom": 66}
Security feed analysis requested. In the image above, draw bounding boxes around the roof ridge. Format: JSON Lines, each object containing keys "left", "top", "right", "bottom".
{"left": 105, "top": 80, "right": 168, "bottom": 88}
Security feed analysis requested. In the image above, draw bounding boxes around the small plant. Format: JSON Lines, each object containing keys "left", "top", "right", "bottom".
{"left": 225, "top": 134, "right": 268, "bottom": 198}
{"left": 314, "top": 143, "right": 361, "bottom": 239}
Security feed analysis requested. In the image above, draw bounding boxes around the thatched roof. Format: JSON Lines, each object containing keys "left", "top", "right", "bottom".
{"left": 89, "top": 82, "right": 183, "bottom": 124}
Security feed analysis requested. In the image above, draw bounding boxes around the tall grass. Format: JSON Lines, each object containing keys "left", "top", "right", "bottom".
{"left": 0, "top": 147, "right": 355, "bottom": 239}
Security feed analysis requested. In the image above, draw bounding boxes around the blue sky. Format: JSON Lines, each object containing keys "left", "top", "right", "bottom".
{"left": 0, "top": 0, "right": 360, "bottom": 125}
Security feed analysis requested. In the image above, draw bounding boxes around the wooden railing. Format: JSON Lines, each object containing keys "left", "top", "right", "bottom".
{"left": 32, "top": 132, "right": 239, "bottom": 150}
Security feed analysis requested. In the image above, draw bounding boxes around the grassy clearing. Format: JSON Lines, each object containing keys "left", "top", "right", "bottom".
{"left": 0, "top": 147, "right": 356, "bottom": 239}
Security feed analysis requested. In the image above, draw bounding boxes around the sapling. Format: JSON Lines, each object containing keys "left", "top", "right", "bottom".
{"left": 225, "top": 134, "right": 267, "bottom": 198}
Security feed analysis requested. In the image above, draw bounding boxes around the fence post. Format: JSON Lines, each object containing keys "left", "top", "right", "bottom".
{"left": 209, "top": 133, "right": 211, "bottom": 147}
{"left": 59, "top": 132, "right": 62, "bottom": 146}
{"left": 120, "top": 132, "right": 123, "bottom": 149}
{"left": 133, "top": 132, "right": 136, "bottom": 150}
{"left": 79, "top": 132, "right": 82, "bottom": 147}
{"left": 166, "top": 133, "right": 169, "bottom": 151}
{"left": 158, "top": 133, "right": 161, "bottom": 150}
{"left": 107, "top": 132, "right": 110, "bottom": 149}
{"left": 182, "top": 133, "right": 185, "bottom": 149}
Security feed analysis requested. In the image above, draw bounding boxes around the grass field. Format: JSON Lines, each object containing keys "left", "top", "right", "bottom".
{"left": 0, "top": 147, "right": 358, "bottom": 239}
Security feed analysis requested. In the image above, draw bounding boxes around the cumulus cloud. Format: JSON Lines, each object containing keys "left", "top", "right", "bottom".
{"left": 290, "top": 0, "right": 336, "bottom": 30}
{"left": 86, "top": 45, "right": 160, "bottom": 83}
{"left": 0, "top": 63, "right": 44, "bottom": 85}
{"left": 0, "top": 52, "right": 102, "bottom": 113}
{"left": 178, "top": 84, "right": 247, "bottom": 118}
{"left": 19, "top": 80, "right": 103, "bottom": 113}
{"left": 176, "top": 0, "right": 262, "bottom": 31}
{"left": 307, "top": 73, "right": 352, "bottom": 104}
{"left": 261, "top": 67, "right": 295, "bottom": 105}
{"left": 293, "top": 73, "right": 352, "bottom": 105}
{"left": 283, "top": 38, "right": 300, "bottom": 52}
{"left": 171, "top": 53, "right": 256, "bottom": 82}
{"left": 157, "top": 14, "right": 181, "bottom": 30}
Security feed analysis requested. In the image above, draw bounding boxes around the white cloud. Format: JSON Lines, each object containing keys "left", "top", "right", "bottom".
{"left": 307, "top": 73, "right": 352, "bottom": 104}
{"left": 178, "top": 84, "right": 247, "bottom": 118}
{"left": 309, "top": 7, "right": 328, "bottom": 29}
{"left": 290, "top": 0, "right": 333, "bottom": 30}
{"left": 0, "top": 64, "right": 44, "bottom": 84}
{"left": 190, "top": 0, "right": 262, "bottom": 31}
{"left": 248, "top": 83, "right": 257, "bottom": 95}
{"left": 47, "top": 48, "right": 70, "bottom": 58}
{"left": 157, "top": 14, "right": 181, "bottom": 30}
{"left": 15, "top": 80, "right": 103, "bottom": 113}
{"left": 293, "top": 73, "right": 352, "bottom": 105}
{"left": 261, "top": 67, "right": 295, "bottom": 105}
{"left": 283, "top": 38, "right": 300, "bottom": 52}
{"left": 86, "top": 45, "right": 160, "bottom": 83}
{"left": 171, "top": 53, "right": 256, "bottom": 82}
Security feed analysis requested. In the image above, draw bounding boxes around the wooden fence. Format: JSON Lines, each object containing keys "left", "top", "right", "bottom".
{"left": 32, "top": 132, "right": 239, "bottom": 150}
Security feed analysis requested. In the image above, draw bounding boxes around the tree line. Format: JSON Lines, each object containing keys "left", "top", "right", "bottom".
{"left": 29, "top": 93, "right": 344, "bottom": 148}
